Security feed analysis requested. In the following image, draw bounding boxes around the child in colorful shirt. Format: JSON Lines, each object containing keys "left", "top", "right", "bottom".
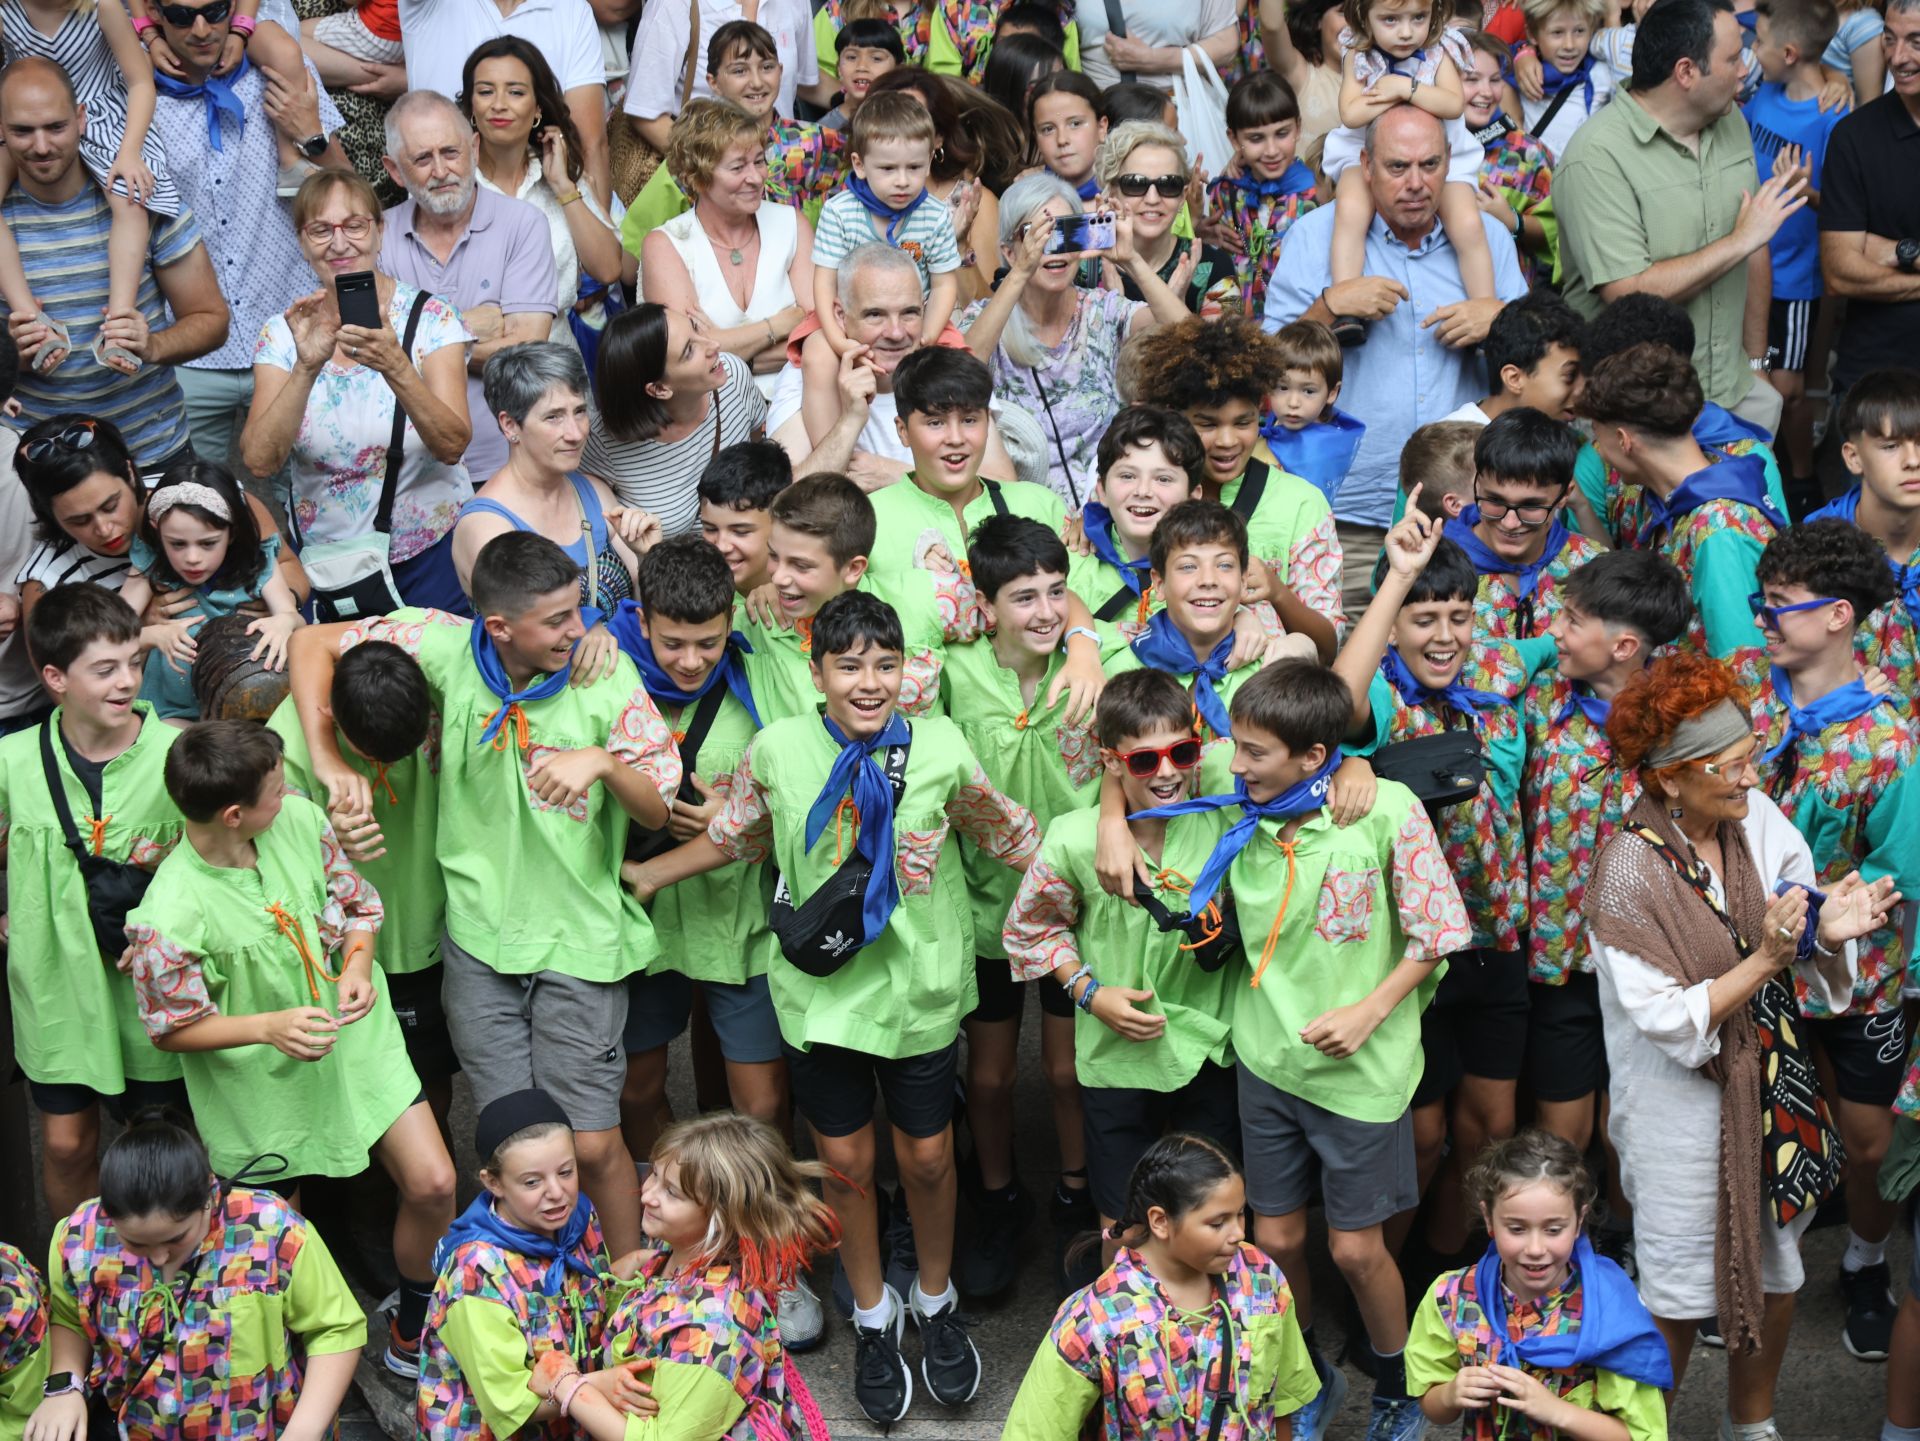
{"left": 929, "top": 0, "right": 1080, "bottom": 79}
{"left": 1004, "top": 1135, "right": 1320, "bottom": 1440}
{"left": 1206, "top": 71, "right": 1320, "bottom": 321}
{"left": 1407, "top": 1130, "right": 1670, "bottom": 1441}
{"left": 35, "top": 1112, "right": 365, "bottom": 1441}
{"left": 1460, "top": 31, "right": 1560, "bottom": 286}
{"left": 0, "top": 1242, "right": 48, "bottom": 1433}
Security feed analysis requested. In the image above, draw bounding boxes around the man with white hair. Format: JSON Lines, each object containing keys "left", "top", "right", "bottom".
{"left": 380, "top": 89, "right": 557, "bottom": 480}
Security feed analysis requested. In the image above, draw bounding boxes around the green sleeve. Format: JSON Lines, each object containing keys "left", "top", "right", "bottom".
{"left": 1061, "top": 21, "right": 1081, "bottom": 69}
{"left": 1402, "top": 1283, "right": 1462, "bottom": 1399}
{"left": 285, "top": 1225, "right": 368, "bottom": 1356}
{"left": 1534, "top": 190, "right": 1563, "bottom": 286}
{"left": 620, "top": 168, "right": 691, "bottom": 259}
{"left": 926, "top": 9, "right": 963, "bottom": 75}
{"left": 46, "top": 1223, "right": 79, "bottom": 1335}
{"left": 1350, "top": 671, "right": 1394, "bottom": 757}
{"left": 440, "top": 1296, "right": 543, "bottom": 1438}
{"left": 1572, "top": 443, "right": 1612, "bottom": 543}
{"left": 1880, "top": 1116, "right": 1920, "bottom": 1203}
{"left": 1002, "top": 1336, "right": 1101, "bottom": 1440}
{"left": 1690, "top": 530, "right": 1767, "bottom": 658}
{"left": 616, "top": 1361, "right": 747, "bottom": 1440}
{"left": 814, "top": 7, "right": 841, "bottom": 81}
{"left": 1593, "top": 1369, "right": 1671, "bottom": 1441}
{"left": 1754, "top": 443, "right": 1787, "bottom": 517}
{"left": 1864, "top": 754, "right": 1920, "bottom": 911}
{"left": 1248, "top": 1308, "right": 1319, "bottom": 1415}
{"left": 1515, "top": 635, "right": 1560, "bottom": 685}
{"left": 0, "top": 1340, "right": 48, "bottom": 1434}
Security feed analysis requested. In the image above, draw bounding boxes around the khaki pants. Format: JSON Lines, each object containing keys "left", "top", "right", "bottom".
{"left": 1336, "top": 521, "right": 1389, "bottom": 625}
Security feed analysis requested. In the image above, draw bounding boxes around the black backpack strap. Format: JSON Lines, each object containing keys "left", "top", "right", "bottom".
{"left": 1102, "top": 0, "right": 1136, "bottom": 83}
{"left": 1206, "top": 1305, "right": 1235, "bottom": 1441}
{"left": 670, "top": 684, "right": 729, "bottom": 798}
{"left": 1227, "top": 459, "right": 1269, "bottom": 522}
{"left": 376, "top": 288, "right": 435, "bottom": 535}
{"left": 1094, "top": 585, "right": 1136, "bottom": 622}
{"left": 983, "top": 479, "right": 1010, "bottom": 518}
{"left": 1531, "top": 75, "right": 1582, "bottom": 147}
{"left": 39, "top": 720, "right": 93, "bottom": 867}
{"left": 879, "top": 727, "right": 910, "bottom": 809}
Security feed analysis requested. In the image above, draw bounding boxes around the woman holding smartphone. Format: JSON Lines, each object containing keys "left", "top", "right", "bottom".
{"left": 240, "top": 169, "right": 476, "bottom": 613}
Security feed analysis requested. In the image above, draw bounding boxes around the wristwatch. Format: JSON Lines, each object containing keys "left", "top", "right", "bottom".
{"left": 43, "top": 1372, "right": 83, "bottom": 1399}
{"left": 297, "top": 133, "right": 329, "bottom": 161}
{"left": 1896, "top": 238, "right": 1920, "bottom": 274}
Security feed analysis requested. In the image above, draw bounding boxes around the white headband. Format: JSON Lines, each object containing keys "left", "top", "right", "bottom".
{"left": 147, "top": 481, "right": 232, "bottom": 524}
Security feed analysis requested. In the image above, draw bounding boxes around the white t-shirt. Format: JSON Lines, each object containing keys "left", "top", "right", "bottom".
{"left": 1439, "top": 400, "right": 1492, "bottom": 426}
{"left": 398, "top": 0, "right": 606, "bottom": 100}
{"left": 0, "top": 430, "right": 43, "bottom": 718}
{"left": 1521, "top": 58, "right": 1616, "bottom": 164}
{"left": 624, "top": 0, "right": 817, "bottom": 123}
{"left": 767, "top": 364, "right": 907, "bottom": 462}
{"left": 1074, "top": 0, "right": 1237, "bottom": 90}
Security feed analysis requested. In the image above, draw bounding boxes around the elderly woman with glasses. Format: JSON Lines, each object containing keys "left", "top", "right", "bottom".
{"left": 1588, "top": 652, "right": 1896, "bottom": 1423}
{"left": 1089, "top": 121, "right": 1240, "bottom": 319}
{"left": 241, "top": 169, "right": 476, "bottom": 612}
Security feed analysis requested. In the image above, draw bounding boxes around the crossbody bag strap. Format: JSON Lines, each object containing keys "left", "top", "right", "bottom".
{"left": 1227, "top": 459, "right": 1269, "bottom": 522}
{"left": 377, "top": 288, "right": 435, "bottom": 535}
{"left": 1205, "top": 1305, "right": 1234, "bottom": 1441}
{"left": 1625, "top": 823, "right": 1750, "bottom": 955}
{"left": 1094, "top": 585, "right": 1135, "bottom": 622}
{"left": 671, "top": 683, "right": 729, "bottom": 795}
{"left": 38, "top": 720, "right": 94, "bottom": 867}
{"left": 1102, "top": 0, "right": 1136, "bottom": 82}
{"left": 1531, "top": 73, "right": 1582, "bottom": 144}
{"left": 983, "top": 478, "right": 1009, "bottom": 517}
{"left": 680, "top": 0, "right": 703, "bottom": 110}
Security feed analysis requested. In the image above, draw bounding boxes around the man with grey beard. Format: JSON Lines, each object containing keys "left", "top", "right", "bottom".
{"left": 380, "top": 89, "right": 556, "bottom": 480}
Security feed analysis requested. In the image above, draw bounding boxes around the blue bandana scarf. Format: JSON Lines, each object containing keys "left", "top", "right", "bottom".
{"left": 1130, "top": 611, "right": 1237, "bottom": 739}
{"left": 1071, "top": 175, "right": 1101, "bottom": 202}
{"left": 1693, "top": 401, "right": 1771, "bottom": 451}
{"left": 1636, "top": 452, "right": 1783, "bottom": 546}
{"left": 1445, "top": 504, "right": 1571, "bottom": 603}
{"left": 469, "top": 622, "right": 571, "bottom": 748}
{"left": 1471, "top": 1235, "right": 1675, "bottom": 1390}
{"left": 153, "top": 57, "right": 249, "bottom": 152}
{"left": 1381, "top": 646, "right": 1510, "bottom": 723}
{"left": 1809, "top": 486, "right": 1920, "bottom": 618}
{"left": 1262, "top": 408, "right": 1368, "bottom": 502}
{"left": 1081, "top": 501, "right": 1152, "bottom": 597}
{"left": 1131, "top": 752, "right": 1344, "bottom": 917}
{"left": 807, "top": 712, "right": 912, "bottom": 946}
{"left": 1228, "top": 160, "right": 1316, "bottom": 200}
{"left": 606, "top": 600, "right": 761, "bottom": 727}
{"left": 1555, "top": 682, "right": 1612, "bottom": 730}
{"left": 1760, "top": 665, "right": 1889, "bottom": 764}
{"left": 846, "top": 175, "right": 930, "bottom": 245}
{"left": 434, "top": 1192, "right": 598, "bottom": 1297}
{"left": 1539, "top": 53, "right": 1597, "bottom": 111}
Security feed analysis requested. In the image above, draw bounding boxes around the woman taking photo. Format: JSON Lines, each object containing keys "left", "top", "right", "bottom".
{"left": 640, "top": 100, "right": 814, "bottom": 401}
{"left": 462, "top": 38, "right": 624, "bottom": 351}
{"left": 962, "top": 173, "right": 1189, "bottom": 509}
{"left": 1091, "top": 121, "right": 1241, "bottom": 317}
{"left": 1589, "top": 653, "right": 1897, "bottom": 1427}
{"left": 243, "top": 170, "right": 475, "bottom": 614}
{"left": 583, "top": 305, "right": 767, "bottom": 539}
{"left": 24, "top": 1109, "right": 365, "bottom": 1441}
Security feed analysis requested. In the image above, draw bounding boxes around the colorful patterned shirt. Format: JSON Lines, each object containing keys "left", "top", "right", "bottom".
{"left": 0, "top": 1242, "right": 48, "bottom": 1432}
{"left": 1202, "top": 177, "right": 1318, "bottom": 323}
{"left": 1857, "top": 589, "right": 1920, "bottom": 729}
{"left": 1478, "top": 124, "right": 1559, "bottom": 287}
{"left": 1642, "top": 490, "right": 1777, "bottom": 694}
{"left": 49, "top": 1189, "right": 366, "bottom": 1441}
{"left": 765, "top": 117, "right": 846, "bottom": 215}
{"left": 1467, "top": 528, "right": 1601, "bottom": 642}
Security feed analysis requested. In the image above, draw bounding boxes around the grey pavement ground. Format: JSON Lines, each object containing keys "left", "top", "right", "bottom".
{"left": 18, "top": 986, "right": 1908, "bottom": 1440}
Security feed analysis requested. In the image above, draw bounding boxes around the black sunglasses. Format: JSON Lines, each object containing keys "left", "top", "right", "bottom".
{"left": 1113, "top": 173, "right": 1186, "bottom": 199}
{"left": 23, "top": 420, "right": 98, "bottom": 464}
{"left": 158, "top": 0, "right": 232, "bottom": 25}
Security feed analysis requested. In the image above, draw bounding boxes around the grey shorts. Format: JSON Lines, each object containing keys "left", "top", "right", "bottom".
{"left": 1237, "top": 1063, "right": 1418, "bottom": 1229}
{"left": 441, "top": 930, "right": 628, "bottom": 1133}
{"left": 701, "top": 974, "right": 784, "bottom": 1064}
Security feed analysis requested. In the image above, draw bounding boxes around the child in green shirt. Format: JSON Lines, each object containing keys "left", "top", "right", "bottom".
{"left": 697, "top": 439, "right": 794, "bottom": 599}
{"left": 1066, "top": 404, "right": 1207, "bottom": 629}
{"left": 0, "top": 585, "right": 185, "bottom": 1226}
{"left": 627, "top": 590, "right": 1041, "bottom": 1428}
{"left": 124, "top": 719, "right": 456, "bottom": 1369}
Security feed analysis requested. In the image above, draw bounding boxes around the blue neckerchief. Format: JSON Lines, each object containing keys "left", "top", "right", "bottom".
{"left": 1539, "top": 53, "right": 1597, "bottom": 112}
{"left": 1129, "top": 612, "right": 1236, "bottom": 739}
{"left": 1081, "top": 501, "right": 1151, "bottom": 597}
{"left": 1261, "top": 408, "right": 1368, "bottom": 502}
{"left": 434, "top": 1192, "right": 597, "bottom": 1297}
{"left": 1555, "top": 682, "right": 1612, "bottom": 730}
{"left": 469, "top": 622, "right": 570, "bottom": 747}
{"left": 1071, "top": 174, "right": 1101, "bottom": 202}
{"left": 1472, "top": 1235, "right": 1675, "bottom": 1391}
{"left": 1445, "top": 505, "right": 1571, "bottom": 602}
{"left": 1809, "top": 486, "right": 1920, "bottom": 618}
{"left": 1131, "top": 753, "right": 1344, "bottom": 917}
{"left": 845, "top": 175, "right": 930, "bottom": 245}
{"left": 1383, "top": 46, "right": 1430, "bottom": 74}
{"left": 153, "top": 57, "right": 249, "bottom": 152}
{"left": 1761, "top": 665, "right": 1889, "bottom": 764}
{"left": 1474, "top": 110, "right": 1517, "bottom": 149}
{"left": 806, "top": 712, "right": 912, "bottom": 946}
{"left": 1381, "top": 646, "right": 1510, "bottom": 723}
{"left": 1693, "top": 400, "right": 1770, "bottom": 451}
{"left": 606, "top": 600, "right": 761, "bottom": 728}
{"left": 1636, "top": 452, "right": 1783, "bottom": 545}
{"left": 1228, "top": 160, "right": 1316, "bottom": 200}
{"left": 1774, "top": 877, "right": 1828, "bottom": 963}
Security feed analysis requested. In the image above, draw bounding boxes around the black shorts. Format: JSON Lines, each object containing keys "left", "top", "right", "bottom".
{"left": 968, "top": 956, "right": 1074, "bottom": 1024}
{"left": 784, "top": 1039, "right": 960, "bottom": 1139}
{"left": 385, "top": 963, "right": 462, "bottom": 1081}
{"left": 1080, "top": 1062, "right": 1240, "bottom": 1220}
{"left": 1413, "top": 948, "right": 1529, "bottom": 1108}
{"left": 1768, "top": 298, "right": 1815, "bottom": 374}
{"left": 1807, "top": 1010, "right": 1909, "bottom": 1108}
{"left": 29, "top": 1075, "right": 190, "bottom": 1120}
{"left": 1523, "top": 970, "right": 1607, "bottom": 1103}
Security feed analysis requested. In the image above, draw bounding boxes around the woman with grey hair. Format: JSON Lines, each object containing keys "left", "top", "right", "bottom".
{"left": 451, "top": 342, "right": 653, "bottom": 608}
{"left": 1092, "top": 121, "right": 1242, "bottom": 317}
{"left": 959, "top": 172, "right": 1189, "bottom": 508}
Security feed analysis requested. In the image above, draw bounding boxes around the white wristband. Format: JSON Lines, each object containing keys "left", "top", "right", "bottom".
{"left": 1061, "top": 626, "right": 1100, "bottom": 650}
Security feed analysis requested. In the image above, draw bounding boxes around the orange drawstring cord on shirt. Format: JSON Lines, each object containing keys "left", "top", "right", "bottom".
{"left": 84, "top": 813, "right": 111, "bottom": 856}
{"left": 1151, "top": 867, "right": 1227, "bottom": 953}
{"left": 1135, "top": 586, "right": 1153, "bottom": 627}
{"left": 1013, "top": 708, "right": 1031, "bottom": 730}
{"left": 829, "top": 796, "right": 858, "bottom": 865}
{"left": 484, "top": 702, "right": 531, "bottom": 754}
{"left": 369, "top": 763, "right": 399, "bottom": 806}
{"left": 795, "top": 617, "right": 814, "bottom": 658}
{"left": 1250, "top": 837, "right": 1299, "bottom": 989}
{"left": 267, "top": 902, "right": 343, "bottom": 1003}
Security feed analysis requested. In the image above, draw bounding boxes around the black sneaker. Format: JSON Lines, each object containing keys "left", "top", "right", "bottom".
{"left": 1697, "top": 1316, "right": 1725, "bottom": 1349}
{"left": 952, "top": 1181, "right": 1035, "bottom": 1300}
{"left": 853, "top": 1285, "right": 913, "bottom": 1425}
{"left": 909, "top": 1289, "right": 983, "bottom": 1406}
{"left": 1841, "top": 1261, "right": 1896, "bottom": 1361}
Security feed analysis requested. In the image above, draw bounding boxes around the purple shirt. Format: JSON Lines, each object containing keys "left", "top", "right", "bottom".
{"left": 380, "top": 185, "right": 558, "bottom": 481}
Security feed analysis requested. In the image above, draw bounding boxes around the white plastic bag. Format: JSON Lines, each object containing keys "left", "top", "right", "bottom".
{"left": 1172, "top": 44, "right": 1233, "bottom": 177}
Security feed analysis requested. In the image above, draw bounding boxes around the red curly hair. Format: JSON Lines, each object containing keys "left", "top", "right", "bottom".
{"left": 1606, "top": 653, "right": 1744, "bottom": 780}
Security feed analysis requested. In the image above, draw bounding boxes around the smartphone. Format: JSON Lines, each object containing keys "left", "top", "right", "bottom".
{"left": 335, "top": 271, "right": 382, "bottom": 331}
{"left": 1049, "top": 210, "right": 1117, "bottom": 255}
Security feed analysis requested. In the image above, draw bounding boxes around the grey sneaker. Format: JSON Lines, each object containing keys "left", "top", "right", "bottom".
{"left": 777, "top": 1277, "right": 824, "bottom": 1351}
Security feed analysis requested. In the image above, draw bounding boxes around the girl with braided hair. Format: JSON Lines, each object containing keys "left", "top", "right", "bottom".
{"left": 1003, "top": 1133, "right": 1319, "bottom": 1440}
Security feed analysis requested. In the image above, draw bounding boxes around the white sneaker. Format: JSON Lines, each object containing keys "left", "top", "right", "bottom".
{"left": 778, "top": 1276, "right": 825, "bottom": 1351}
{"left": 1718, "top": 1415, "right": 1783, "bottom": 1441}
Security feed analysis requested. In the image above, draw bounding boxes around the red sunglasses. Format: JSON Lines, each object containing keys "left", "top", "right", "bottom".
{"left": 1112, "top": 738, "right": 1203, "bottom": 778}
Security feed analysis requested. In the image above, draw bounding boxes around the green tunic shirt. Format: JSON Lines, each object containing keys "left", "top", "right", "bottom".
{"left": 708, "top": 712, "right": 1039, "bottom": 1057}
{"left": 268, "top": 699, "right": 445, "bottom": 977}
{"left": 124, "top": 795, "right": 419, "bottom": 1178}
{"left": 343, "top": 609, "right": 681, "bottom": 981}
{"left": 0, "top": 706, "right": 184, "bottom": 1094}
{"left": 1066, "top": 548, "right": 1161, "bottom": 636}
{"left": 1213, "top": 448, "right": 1344, "bottom": 626}
{"left": 866, "top": 476, "right": 1065, "bottom": 584}
{"left": 1102, "top": 629, "right": 1267, "bottom": 746}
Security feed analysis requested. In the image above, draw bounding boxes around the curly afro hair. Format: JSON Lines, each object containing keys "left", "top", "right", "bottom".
{"left": 1605, "top": 652, "right": 1743, "bottom": 777}
{"left": 1755, "top": 519, "right": 1897, "bottom": 629}
{"left": 1128, "top": 316, "right": 1287, "bottom": 412}
{"left": 1577, "top": 342, "right": 1701, "bottom": 439}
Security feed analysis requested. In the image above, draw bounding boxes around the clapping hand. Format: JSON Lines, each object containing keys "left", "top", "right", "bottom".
{"left": 1815, "top": 872, "right": 1902, "bottom": 951}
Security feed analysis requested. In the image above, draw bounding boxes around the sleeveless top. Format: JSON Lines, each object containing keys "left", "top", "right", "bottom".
{"left": 460, "top": 473, "right": 634, "bottom": 609}
{"left": 658, "top": 205, "right": 800, "bottom": 399}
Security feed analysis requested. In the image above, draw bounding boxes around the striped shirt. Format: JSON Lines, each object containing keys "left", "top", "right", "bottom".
{"left": 1, "top": 188, "right": 202, "bottom": 466}
{"left": 16, "top": 535, "right": 134, "bottom": 596}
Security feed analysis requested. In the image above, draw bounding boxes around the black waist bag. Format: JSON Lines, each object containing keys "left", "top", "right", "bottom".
{"left": 1134, "top": 876, "right": 1242, "bottom": 973}
{"left": 1366, "top": 728, "right": 1487, "bottom": 810}
{"left": 41, "top": 721, "right": 154, "bottom": 959}
{"left": 770, "top": 739, "right": 909, "bottom": 978}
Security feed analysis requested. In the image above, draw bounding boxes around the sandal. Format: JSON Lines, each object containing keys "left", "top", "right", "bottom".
{"left": 27, "top": 311, "right": 70, "bottom": 374}
{"left": 1328, "top": 313, "right": 1368, "bottom": 347}
{"left": 91, "top": 333, "right": 142, "bottom": 376}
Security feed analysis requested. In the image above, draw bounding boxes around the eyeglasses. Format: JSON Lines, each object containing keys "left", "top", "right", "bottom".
{"left": 1112, "top": 738, "right": 1203, "bottom": 777}
{"left": 1473, "top": 487, "right": 1565, "bottom": 528}
{"left": 1747, "top": 592, "right": 1839, "bottom": 629}
{"left": 301, "top": 216, "right": 375, "bottom": 245}
{"left": 157, "top": 0, "right": 231, "bottom": 25}
{"left": 1113, "top": 173, "right": 1186, "bottom": 199}
{"left": 1696, "top": 742, "right": 1759, "bottom": 779}
{"left": 23, "top": 420, "right": 98, "bottom": 464}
